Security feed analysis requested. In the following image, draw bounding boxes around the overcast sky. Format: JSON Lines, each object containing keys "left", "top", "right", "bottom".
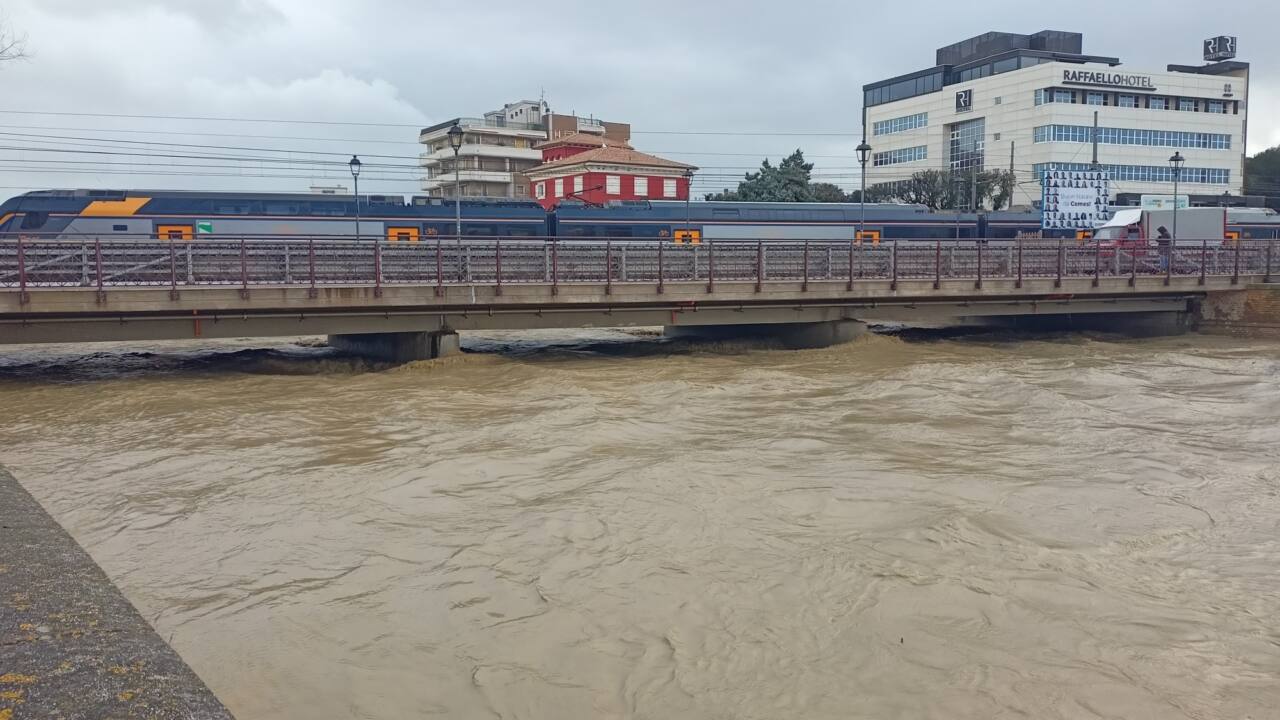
{"left": 0, "top": 0, "right": 1275, "bottom": 198}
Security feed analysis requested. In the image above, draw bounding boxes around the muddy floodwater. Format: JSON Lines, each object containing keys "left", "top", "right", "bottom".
{"left": 1, "top": 329, "right": 1278, "bottom": 719}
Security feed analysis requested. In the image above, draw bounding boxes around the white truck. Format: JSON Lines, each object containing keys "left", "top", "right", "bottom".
{"left": 1093, "top": 207, "right": 1227, "bottom": 247}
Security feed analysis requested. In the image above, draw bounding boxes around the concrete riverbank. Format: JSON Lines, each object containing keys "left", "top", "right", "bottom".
{"left": 0, "top": 466, "right": 233, "bottom": 719}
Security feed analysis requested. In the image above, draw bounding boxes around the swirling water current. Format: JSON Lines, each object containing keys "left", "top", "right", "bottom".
{"left": 1, "top": 329, "right": 1278, "bottom": 719}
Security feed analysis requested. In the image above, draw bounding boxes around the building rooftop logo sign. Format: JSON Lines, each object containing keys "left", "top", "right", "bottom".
{"left": 955, "top": 89, "right": 973, "bottom": 113}
{"left": 1204, "top": 36, "right": 1237, "bottom": 61}
{"left": 1062, "top": 70, "right": 1157, "bottom": 92}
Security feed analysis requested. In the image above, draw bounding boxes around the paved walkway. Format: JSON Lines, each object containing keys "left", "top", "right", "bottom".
{"left": 0, "top": 466, "right": 233, "bottom": 719}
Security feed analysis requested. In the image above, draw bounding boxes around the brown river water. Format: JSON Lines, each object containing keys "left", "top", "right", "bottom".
{"left": 1, "top": 328, "right": 1279, "bottom": 719}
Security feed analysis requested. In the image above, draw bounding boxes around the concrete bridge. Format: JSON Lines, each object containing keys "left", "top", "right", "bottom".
{"left": 1, "top": 237, "right": 1274, "bottom": 360}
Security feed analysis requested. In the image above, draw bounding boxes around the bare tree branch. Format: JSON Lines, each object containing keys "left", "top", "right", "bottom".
{"left": 0, "top": 16, "right": 29, "bottom": 63}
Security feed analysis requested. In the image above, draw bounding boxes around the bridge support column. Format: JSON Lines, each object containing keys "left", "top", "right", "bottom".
{"left": 664, "top": 320, "right": 867, "bottom": 349}
{"left": 327, "top": 331, "right": 460, "bottom": 362}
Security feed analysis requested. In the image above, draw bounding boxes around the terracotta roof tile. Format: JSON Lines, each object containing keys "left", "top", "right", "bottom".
{"left": 531, "top": 146, "right": 696, "bottom": 173}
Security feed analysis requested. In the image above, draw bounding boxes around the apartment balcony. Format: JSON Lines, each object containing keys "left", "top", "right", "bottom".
{"left": 419, "top": 117, "right": 547, "bottom": 143}
{"left": 418, "top": 145, "right": 542, "bottom": 166}
{"left": 421, "top": 170, "right": 518, "bottom": 189}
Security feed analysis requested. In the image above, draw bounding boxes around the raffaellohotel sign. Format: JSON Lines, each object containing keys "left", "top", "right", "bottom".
{"left": 1062, "top": 69, "right": 1157, "bottom": 92}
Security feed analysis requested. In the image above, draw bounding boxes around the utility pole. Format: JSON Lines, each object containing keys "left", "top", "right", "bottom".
{"left": 1091, "top": 110, "right": 1100, "bottom": 169}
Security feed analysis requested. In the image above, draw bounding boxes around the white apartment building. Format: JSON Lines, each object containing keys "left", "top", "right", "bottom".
{"left": 862, "top": 31, "right": 1249, "bottom": 207}
{"left": 418, "top": 101, "right": 632, "bottom": 199}
{"left": 419, "top": 100, "right": 549, "bottom": 199}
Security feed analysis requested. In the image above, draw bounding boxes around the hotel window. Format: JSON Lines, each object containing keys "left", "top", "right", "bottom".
{"left": 573, "top": 176, "right": 584, "bottom": 193}
{"left": 1086, "top": 91, "right": 1105, "bottom": 106}
{"left": 1207, "top": 100, "right": 1226, "bottom": 114}
{"left": 1178, "top": 98, "right": 1196, "bottom": 112}
{"left": 634, "top": 176, "right": 648, "bottom": 196}
{"left": 873, "top": 145, "right": 928, "bottom": 167}
{"left": 553, "top": 178, "right": 564, "bottom": 197}
{"left": 663, "top": 178, "right": 677, "bottom": 198}
{"left": 535, "top": 182, "right": 546, "bottom": 199}
{"left": 1034, "top": 89, "right": 1045, "bottom": 106}
{"left": 1149, "top": 97, "right": 1168, "bottom": 110}
{"left": 606, "top": 175, "right": 621, "bottom": 195}
{"left": 1052, "top": 89, "right": 1074, "bottom": 104}
{"left": 872, "top": 112, "right": 928, "bottom": 136}
{"left": 1118, "top": 94, "right": 1138, "bottom": 108}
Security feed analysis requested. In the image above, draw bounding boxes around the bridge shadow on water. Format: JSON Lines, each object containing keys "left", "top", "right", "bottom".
{"left": 0, "top": 325, "right": 1174, "bottom": 383}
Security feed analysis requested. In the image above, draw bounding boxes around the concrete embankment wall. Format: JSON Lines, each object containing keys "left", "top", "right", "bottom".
{"left": 0, "top": 466, "right": 234, "bottom": 719}
{"left": 1196, "top": 284, "right": 1280, "bottom": 339}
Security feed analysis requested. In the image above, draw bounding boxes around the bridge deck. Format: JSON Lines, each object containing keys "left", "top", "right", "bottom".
{"left": 1, "top": 238, "right": 1271, "bottom": 343}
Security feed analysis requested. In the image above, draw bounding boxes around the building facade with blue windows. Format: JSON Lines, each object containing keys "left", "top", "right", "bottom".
{"left": 861, "top": 31, "right": 1249, "bottom": 207}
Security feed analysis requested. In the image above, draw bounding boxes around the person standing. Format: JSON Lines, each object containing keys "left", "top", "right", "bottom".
{"left": 1156, "top": 226, "right": 1172, "bottom": 271}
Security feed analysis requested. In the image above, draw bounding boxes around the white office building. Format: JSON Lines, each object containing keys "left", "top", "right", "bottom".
{"left": 862, "top": 31, "right": 1250, "bottom": 207}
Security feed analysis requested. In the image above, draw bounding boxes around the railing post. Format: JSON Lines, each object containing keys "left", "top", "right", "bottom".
{"left": 802, "top": 240, "right": 809, "bottom": 292}
{"left": 1232, "top": 237, "right": 1241, "bottom": 285}
{"left": 373, "top": 240, "right": 383, "bottom": 297}
{"left": 706, "top": 240, "right": 715, "bottom": 294}
{"left": 186, "top": 243, "right": 194, "bottom": 284}
{"left": 656, "top": 239, "right": 664, "bottom": 295}
{"left": 747, "top": 239, "right": 757, "bottom": 293}
{"left": 934, "top": 238, "right": 942, "bottom": 290}
{"left": 80, "top": 242, "right": 89, "bottom": 287}
{"left": 847, "top": 239, "right": 855, "bottom": 291}
{"left": 890, "top": 241, "right": 898, "bottom": 291}
{"left": 1266, "top": 239, "right": 1274, "bottom": 284}
{"left": 238, "top": 238, "right": 249, "bottom": 299}
{"left": 1199, "top": 237, "right": 1207, "bottom": 286}
{"left": 1092, "top": 238, "right": 1101, "bottom": 288}
{"left": 308, "top": 239, "right": 317, "bottom": 298}
{"left": 495, "top": 238, "right": 503, "bottom": 296}
{"left": 549, "top": 238, "right": 559, "bottom": 295}
{"left": 95, "top": 239, "right": 105, "bottom": 299}
{"left": 16, "top": 235, "right": 28, "bottom": 305}
{"left": 605, "top": 240, "right": 613, "bottom": 295}
{"left": 1054, "top": 237, "right": 1063, "bottom": 289}
{"left": 1015, "top": 237, "right": 1023, "bottom": 289}
{"left": 1129, "top": 243, "right": 1138, "bottom": 287}
{"left": 975, "top": 240, "right": 983, "bottom": 290}
{"left": 434, "top": 236, "right": 443, "bottom": 297}
{"left": 169, "top": 241, "right": 179, "bottom": 300}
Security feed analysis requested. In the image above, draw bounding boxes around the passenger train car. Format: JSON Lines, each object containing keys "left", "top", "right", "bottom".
{"left": 3, "top": 189, "right": 1278, "bottom": 242}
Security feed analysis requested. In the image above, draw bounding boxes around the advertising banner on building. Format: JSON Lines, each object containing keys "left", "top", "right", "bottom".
{"left": 1139, "top": 194, "right": 1190, "bottom": 211}
{"left": 1041, "top": 169, "right": 1110, "bottom": 230}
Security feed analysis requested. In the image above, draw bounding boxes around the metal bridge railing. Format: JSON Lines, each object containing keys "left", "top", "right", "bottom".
{"left": 0, "top": 237, "right": 1274, "bottom": 293}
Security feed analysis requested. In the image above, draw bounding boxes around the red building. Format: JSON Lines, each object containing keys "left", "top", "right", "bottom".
{"left": 525, "top": 134, "right": 695, "bottom": 210}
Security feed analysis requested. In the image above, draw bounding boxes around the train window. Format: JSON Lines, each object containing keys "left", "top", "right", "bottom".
{"left": 501, "top": 225, "right": 540, "bottom": 238}
{"left": 113, "top": 224, "right": 128, "bottom": 232}
{"left": 712, "top": 208, "right": 740, "bottom": 218}
{"left": 216, "top": 204, "right": 251, "bottom": 215}
{"left": 264, "top": 203, "right": 300, "bottom": 215}
{"left": 463, "top": 224, "right": 497, "bottom": 237}
{"left": 311, "top": 202, "right": 347, "bottom": 216}
{"left": 20, "top": 212, "right": 48, "bottom": 230}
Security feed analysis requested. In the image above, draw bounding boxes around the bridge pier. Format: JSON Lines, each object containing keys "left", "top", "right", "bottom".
{"left": 327, "top": 331, "right": 460, "bottom": 362}
{"left": 664, "top": 320, "right": 868, "bottom": 349}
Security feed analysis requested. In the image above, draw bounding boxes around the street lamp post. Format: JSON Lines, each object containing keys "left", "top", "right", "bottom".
{"left": 856, "top": 138, "right": 872, "bottom": 242}
{"left": 348, "top": 155, "right": 362, "bottom": 241}
{"left": 447, "top": 123, "right": 464, "bottom": 241}
{"left": 683, "top": 168, "right": 694, "bottom": 239}
{"left": 1168, "top": 151, "right": 1185, "bottom": 284}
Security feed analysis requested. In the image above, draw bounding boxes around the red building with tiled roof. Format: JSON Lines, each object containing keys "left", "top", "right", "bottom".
{"left": 525, "top": 138, "right": 696, "bottom": 210}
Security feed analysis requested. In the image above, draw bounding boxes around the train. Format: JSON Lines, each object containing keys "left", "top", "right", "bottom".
{"left": 3, "top": 189, "right": 1279, "bottom": 243}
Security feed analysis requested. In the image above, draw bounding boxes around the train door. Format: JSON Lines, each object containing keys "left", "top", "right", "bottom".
{"left": 855, "top": 229, "right": 881, "bottom": 245}
{"left": 157, "top": 224, "right": 193, "bottom": 240}
{"left": 673, "top": 229, "right": 701, "bottom": 244}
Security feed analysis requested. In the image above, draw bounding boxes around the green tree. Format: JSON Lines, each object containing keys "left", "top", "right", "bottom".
{"left": 1245, "top": 145, "right": 1280, "bottom": 211}
{"left": 706, "top": 150, "right": 818, "bottom": 202}
{"left": 810, "top": 182, "right": 848, "bottom": 203}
